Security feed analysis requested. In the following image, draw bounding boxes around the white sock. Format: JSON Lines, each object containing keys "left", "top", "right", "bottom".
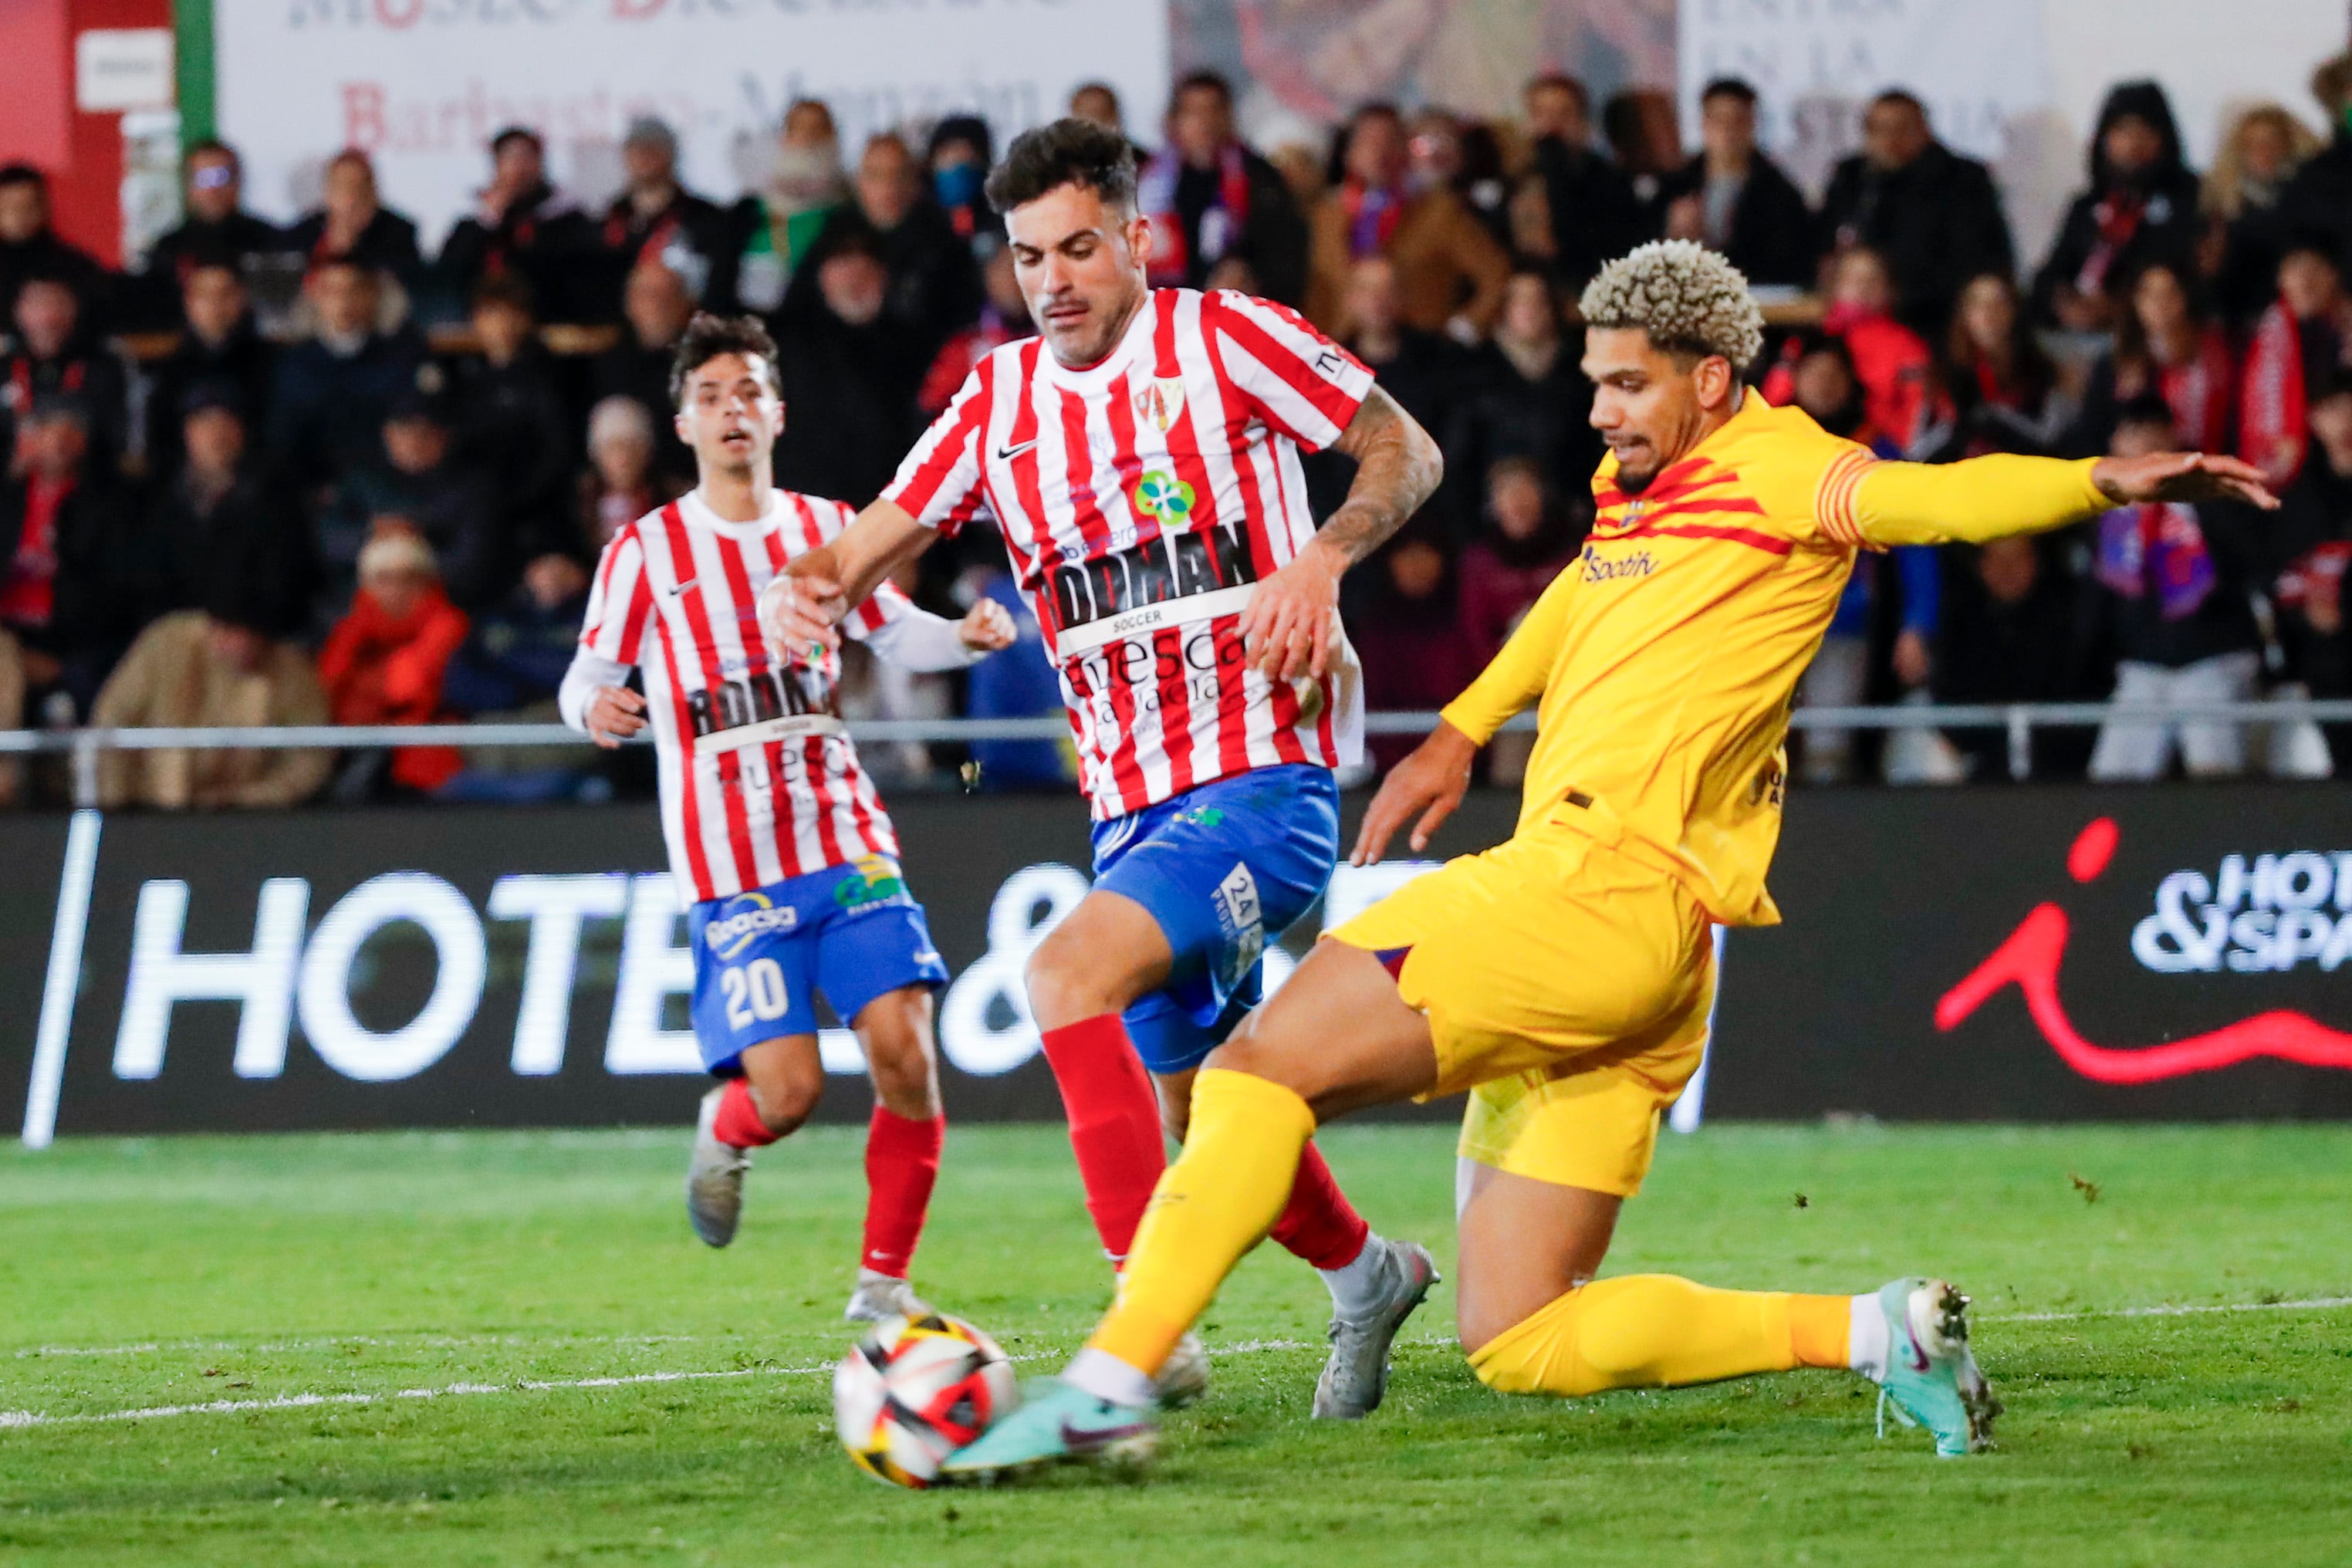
{"left": 1064, "top": 1345, "right": 1157, "bottom": 1408}
{"left": 1847, "top": 1293, "right": 1890, "bottom": 1383}
{"left": 1318, "top": 1234, "right": 1390, "bottom": 1320}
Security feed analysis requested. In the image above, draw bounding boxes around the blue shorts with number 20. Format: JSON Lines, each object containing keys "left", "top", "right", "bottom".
{"left": 1088, "top": 763, "right": 1340, "bottom": 1077}
{"left": 688, "top": 855, "right": 950, "bottom": 1076}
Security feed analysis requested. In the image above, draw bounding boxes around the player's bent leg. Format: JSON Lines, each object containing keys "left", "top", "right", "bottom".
{"left": 688, "top": 1036, "right": 823, "bottom": 1249}
{"left": 845, "top": 985, "right": 945, "bottom": 1323}
{"left": 1453, "top": 1164, "right": 1621, "bottom": 1354}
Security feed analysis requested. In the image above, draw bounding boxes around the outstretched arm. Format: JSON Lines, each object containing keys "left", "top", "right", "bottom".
{"left": 756, "top": 498, "right": 937, "bottom": 664}
{"left": 1242, "top": 384, "right": 1445, "bottom": 679}
{"left": 1843, "top": 451, "right": 2279, "bottom": 549}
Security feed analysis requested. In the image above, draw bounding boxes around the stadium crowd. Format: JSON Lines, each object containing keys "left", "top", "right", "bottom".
{"left": 4, "top": 58, "right": 2352, "bottom": 808}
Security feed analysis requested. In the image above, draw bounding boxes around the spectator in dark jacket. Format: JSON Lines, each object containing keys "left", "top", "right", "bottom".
{"left": 772, "top": 232, "right": 925, "bottom": 505}
{"left": 2279, "top": 52, "right": 2352, "bottom": 288}
{"left": 0, "top": 164, "right": 113, "bottom": 329}
{"left": 1661, "top": 79, "right": 1813, "bottom": 289}
{"left": 597, "top": 116, "right": 738, "bottom": 316}
{"left": 1445, "top": 270, "right": 1598, "bottom": 540}
{"left": 2033, "top": 81, "right": 2203, "bottom": 333}
{"left": 1140, "top": 71, "right": 1309, "bottom": 306}
{"left": 2070, "top": 259, "right": 2236, "bottom": 458}
{"left": 1921, "top": 272, "right": 2072, "bottom": 461}
{"left": 0, "top": 270, "right": 133, "bottom": 471}
{"left": 1601, "top": 89, "right": 1682, "bottom": 242}
{"left": 927, "top": 115, "right": 1002, "bottom": 252}
{"left": 1352, "top": 528, "right": 1477, "bottom": 771}
{"left": 1303, "top": 253, "right": 1463, "bottom": 528}
{"left": 1458, "top": 456, "right": 1582, "bottom": 669}
{"left": 788, "top": 134, "right": 981, "bottom": 364}
{"left": 265, "top": 257, "right": 427, "bottom": 495}
{"left": 436, "top": 551, "right": 602, "bottom": 802}
{"left": 0, "top": 396, "right": 160, "bottom": 717}
{"left": 1933, "top": 536, "right": 2093, "bottom": 779}
{"left": 2202, "top": 103, "right": 2322, "bottom": 329}
{"left": 140, "top": 262, "right": 278, "bottom": 479}
{"left": 1516, "top": 73, "right": 1640, "bottom": 294}
{"left": 437, "top": 127, "right": 602, "bottom": 324}
{"left": 444, "top": 275, "right": 573, "bottom": 559}
{"left": 1817, "top": 91, "right": 2013, "bottom": 336}
{"left": 590, "top": 259, "right": 695, "bottom": 489}
{"left": 327, "top": 390, "right": 504, "bottom": 612}
{"left": 2269, "top": 371, "right": 2352, "bottom": 766}
{"left": 282, "top": 150, "right": 423, "bottom": 286}
{"left": 141, "top": 140, "right": 284, "bottom": 326}
{"left": 149, "top": 384, "right": 318, "bottom": 639}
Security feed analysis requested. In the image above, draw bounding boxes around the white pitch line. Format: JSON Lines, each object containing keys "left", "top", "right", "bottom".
{"left": 15, "top": 1330, "right": 705, "bottom": 1360}
{"left": 1985, "top": 1294, "right": 2352, "bottom": 1324}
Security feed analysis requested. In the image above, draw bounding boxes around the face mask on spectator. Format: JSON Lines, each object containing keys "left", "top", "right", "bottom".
{"left": 934, "top": 161, "right": 984, "bottom": 211}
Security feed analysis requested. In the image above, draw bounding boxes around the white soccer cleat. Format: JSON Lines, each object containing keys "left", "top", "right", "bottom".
{"left": 1153, "top": 1331, "right": 1211, "bottom": 1409}
{"left": 1314, "top": 1237, "right": 1440, "bottom": 1419}
{"left": 843, "top": 1269, "right": 931, "bottom": 1324}
{"left": 685, "top": 1086, "right": 751, "bottom": 1249}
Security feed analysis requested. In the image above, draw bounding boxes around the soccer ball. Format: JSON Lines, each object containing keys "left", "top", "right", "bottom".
{"left": 833, "top": 1312, "right": 1020, "bottom": 1489}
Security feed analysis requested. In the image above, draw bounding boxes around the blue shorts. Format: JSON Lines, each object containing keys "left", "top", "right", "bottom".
{"left": 688, "top": 856, "right": 950, "bottom": 1076}
{"left": 1089, "top": 763, "right": 1340, "bottom": 1076}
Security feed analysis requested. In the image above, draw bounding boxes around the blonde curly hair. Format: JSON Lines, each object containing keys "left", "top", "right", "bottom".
{"left": 1579, "top": 240, "right": 1765, "bottom": 372}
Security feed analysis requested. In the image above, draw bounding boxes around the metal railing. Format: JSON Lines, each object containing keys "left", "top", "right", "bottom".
{"left": 10, "top": 698, "right": 2351, "bottom": 803}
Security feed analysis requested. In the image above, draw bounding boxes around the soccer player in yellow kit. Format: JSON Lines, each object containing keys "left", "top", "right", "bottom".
{"left": 946, "top": 241, "right": 2279, "bottom": 1475}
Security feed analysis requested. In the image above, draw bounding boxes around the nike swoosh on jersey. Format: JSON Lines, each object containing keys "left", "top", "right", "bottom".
{"left": 995, "top": 439, "right": 1039, "bottom": 460}
{"left": 665, "top": 577, "right": 699, "bottom": 596}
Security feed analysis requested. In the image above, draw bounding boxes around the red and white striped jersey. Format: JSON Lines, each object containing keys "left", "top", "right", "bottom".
{"left": 883, "top": 287, "right": 1374, "bottom": 820}
{"left": 576, "top": 488, "right": 923, "bottom": 905}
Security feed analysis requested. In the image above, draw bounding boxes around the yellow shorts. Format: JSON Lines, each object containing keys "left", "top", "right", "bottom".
{"left": 1328, "top": 822, "right": 1715, "bottom": 1198}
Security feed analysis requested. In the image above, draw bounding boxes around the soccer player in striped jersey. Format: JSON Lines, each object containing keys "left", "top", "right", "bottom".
{"left": 559, "top": 313, "right": 1017, "bottom": 1324}
{"left": 759, "top": 120, "right": 1447, "bottom": 1417}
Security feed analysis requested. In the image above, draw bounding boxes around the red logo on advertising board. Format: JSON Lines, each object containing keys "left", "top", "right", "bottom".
{"left": 1935, "top": 818, "right": 2352, "bottom": 1084}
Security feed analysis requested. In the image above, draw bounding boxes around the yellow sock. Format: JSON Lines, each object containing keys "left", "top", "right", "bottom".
{"left": 1086, "top": 1068, "right": 1313, "bottom": 1376}
{"left": 1468, "top": 1275, "right": 1852, "bottom": 1397}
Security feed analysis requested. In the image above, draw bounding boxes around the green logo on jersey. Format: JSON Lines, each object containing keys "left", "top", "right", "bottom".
{"left": 1134, "top": 470, "right": 1195, "bottom": 526}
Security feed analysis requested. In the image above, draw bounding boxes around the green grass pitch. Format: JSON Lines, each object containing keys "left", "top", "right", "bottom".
{"left": 4, "top": 1122, "right": 2350, "bottom": 1566}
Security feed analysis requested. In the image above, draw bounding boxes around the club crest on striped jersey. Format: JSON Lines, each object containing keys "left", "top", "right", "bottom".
{"left": 1134, "top": 375, "right": 1186, "bottom": 433}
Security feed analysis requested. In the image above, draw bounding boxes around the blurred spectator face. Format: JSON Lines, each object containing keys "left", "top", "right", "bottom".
{"left": 674, "top": 350, "right": 783, "bottom": 475}
{"left": 523, "top": 552, "right": 589, "bottom": 610}
{"left": 472, "top": 296, "right": 534, "bottom": 363}
{"left": 182, "top": 405, "right": 245, "bottom": 480}
{"left": 1523, "top": 79, "right": 1589, "bottom": 145}
{"left": 622, "top": 127, "right": 677, "bottom": 192}
{"left": 1498, "top": 272, "right": 1557, "bottom": 346}
{"left": 2279, "top": 248, "right": 2343, "bottom": 320}
{"left": 1977, "top": 536, "right": 2039, "bottom": 605}
{"left": 384, "top": 414, "right": 448, "bottom": 475}
{"left": 623, "top": 262, "right": 691, "bottom": 349}
{"left": 16, "top": 411, "right": 86, "bottom": 480}
{"left": 2236, "top": 113, "right": 2293, "bottom": 184}
{"left": 1487, "top": 463, "right": 1546, "bottom": 541}
{"left": 1830, "top": 248, "right": 1894, "bottom": 315}
{"left": 13, "top": 279, "right": 77, "bottom": 357}
{"left": 782, "top": 100, "right": 837, "bottom": 149}
{"left": 2110, "top": 417, "right": 2171, "bottom": 460}
{"left": 182, "top": 263, "right": 247, "bottom": 343}
{"left": 2102, "top": 114, "right": 2162, "bottom": 177}
{"left": 1387, "top": 537, "right": 1446, "bottom": 600}
{"left": 1168, "top": 83, "right": 1233, "bottom": 166}
{"left": 982, "top": 245, "right": 1025, "bottom": 317}
{"left": 857, "top": 137, "right": 921, "bottom": 230}
{"left": 1956, "top": 274, "right": 2017, "bottom": 358}
{"left": 1004, "top": 181, "right": 1151, "bottom": 367}
{"left": 363, "top": 558, "right": 433, "bottom": 620}
{"left": 1862, "top": 97, "right": 1931, "bottom": 172}
{"left": 204, "top": 618, "right": 270, "bottom": 674}
{"left": 1203, "top": 255, "right": 1257, "bottom": 293}
{"left": 2310, "top": 390, "right": 2352, "bottom": 471}
{"left": 817, "top": 249, "right": 888, "bottom": 326}
{"left": 1700, "top": 91, "right": 1758, "bottom": 166}
{"left": 491, "top": 133, "right": 546, "bottom": 200}
{"left": 1407, "top": 110, "right": 1463, "bottom": 189}
{"left": 0, "top": 177, "right": 46, "bottom": 243}
{"left": 1343, "top": 255, "right": 1403, "bottom": 336}
{"left": 1344, "top": 112, "right": 1407, "bottom": 190}
{"left": 2131, "top": 265, "right": 2190, "bottom": 340}
{"left": 184, "top": 147, "right": 242, "bottom": 223}
{"left": 308, "top": 262, "right": 377, "bottom": 338}
{"left": 324, "top": 153, "right": 377, "bottom": 223}
{"left": 591, "top": 421, "right": 653, "bottom": 493}
{"left": 1791, "top": 348, "right": 1857, "bottom": 423}
{"left": 1069, "top": 83, "right": 1122, "bottom": 131}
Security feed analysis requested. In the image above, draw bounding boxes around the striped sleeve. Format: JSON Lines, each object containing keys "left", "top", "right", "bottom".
{"left": 579, "top": 525, "right": 653, "bottom": 663}
{"left": 882, "top": 354, "right": 992, "bottom": 536}
{"left": 1810, "top": 444, "right": 1881, "bottom": 551}
{"left": 1843, "top": 455, "right": 2111, "bottom": 548}
{"left": 1208, "top": 289, "right": 1373, "bottom": 451}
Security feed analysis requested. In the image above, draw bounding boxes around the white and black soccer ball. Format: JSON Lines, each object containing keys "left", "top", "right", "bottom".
{"left": 833, "top": 1311, "right": 1020, "bottom": 1489}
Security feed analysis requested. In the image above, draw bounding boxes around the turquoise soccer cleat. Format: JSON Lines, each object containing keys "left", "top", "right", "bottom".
{"left": 938, "top": 1377, "right": 1157, "bottom": 1483}
{"left": 1871, "top": 1276, "right": 2002, "bottom": 1457}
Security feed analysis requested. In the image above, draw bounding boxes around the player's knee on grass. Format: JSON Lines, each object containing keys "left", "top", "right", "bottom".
{"left": 855, "top": 987, "right": 941, "bottom": 1120}
{"left": 739, "top": 1039, "right": 824, "bottom": 1136}
{"left": 1466, "top": 1286, "right": 1611, "bottom": 1398}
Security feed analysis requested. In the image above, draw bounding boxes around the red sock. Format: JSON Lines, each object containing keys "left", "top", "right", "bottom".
{"left": 711, "top": 1077, "right": 782, "bottom": 1148}
{"left": 1039, "top": 1015, "right": 1168, "bottom": 1262}
{"left": 861, "top": 1107, "right": 945, "bottom": 1278}
{"left": 1268, "top": 1141, "right": 1370, "bottom": 1271}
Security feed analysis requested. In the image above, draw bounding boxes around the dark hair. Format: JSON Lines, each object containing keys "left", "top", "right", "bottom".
{"left": 1870, "top": 89, "right": 1926, "bottom": 117}
{"left": 2113, "top": 391, "right": 2178, "bottom": 433}
{"left": 470, "top": 272, "right": 536, "bottom": 317}
{"left": 1526, "top": 72, "right": 1590, "bottom": 111}
{"left": 0, "top": 163, "right": 46, "bottom": 192}
{"left": 669, "top": 312, "right": 781, "bottom": 407}
{"left": 490, "top": 125, "right": 542, "bottom": 156}
{"left": 1173, "top": 69, "right": 1234, "bottom": 105}
{"left": 184, "top": 138, "right": 241, "bottom": 175}
{"left": 1941, "top": 270, "right": 2055, "bottom": 411}
{"left": 1701, "top": 77, "right": 1759, "bottom": 108}
{"left": 2112, "top": 259, "right": 2208, "bottom": 373}
{"left": 984, "top": 117, "right": 1137, "bottom": 215}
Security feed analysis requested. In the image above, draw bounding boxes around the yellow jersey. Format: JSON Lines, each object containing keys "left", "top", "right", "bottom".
{"left": 1440, "top": 393, "right": 2110, "bottom": 927}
